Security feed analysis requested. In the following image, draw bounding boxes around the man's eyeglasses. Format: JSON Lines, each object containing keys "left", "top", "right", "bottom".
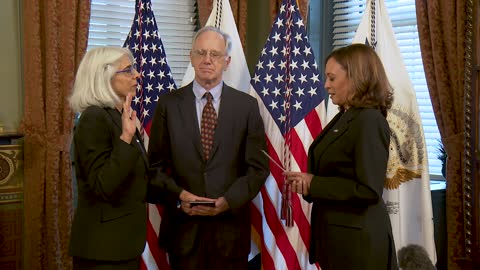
{"left": 192, "top": 50, "right": 226, "bottom": 61}
{"left": 115, "top": 64, "right": 137, "bottom": 76}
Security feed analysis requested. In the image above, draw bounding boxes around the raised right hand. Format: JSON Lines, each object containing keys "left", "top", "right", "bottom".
{"left": 119, "top": 93, "right": 137, "bottom": 144}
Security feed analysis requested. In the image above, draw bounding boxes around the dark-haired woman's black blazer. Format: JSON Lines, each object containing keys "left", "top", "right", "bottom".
{"left": 305, "top": 108, "right": 398, "bottom": 270}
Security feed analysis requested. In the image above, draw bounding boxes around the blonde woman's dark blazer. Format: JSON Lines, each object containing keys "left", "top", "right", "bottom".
{"left": 69, "top": 106, "right": 149, "bottom": 261}
{"left": 305, "top": 108, "right": 398, "bottom": 270}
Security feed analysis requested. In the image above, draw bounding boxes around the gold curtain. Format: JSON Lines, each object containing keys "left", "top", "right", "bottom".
{"left": 197, "top": 0, "right": 213, "bottom": 27}
{"left": 197, "top": 0, "right": 248, "bottom": 49}
{"left": 415, "top": 1, "right": 467, "bottom": 269}
{"left": 21, "top": 0, "right": 90, "bottom": 269}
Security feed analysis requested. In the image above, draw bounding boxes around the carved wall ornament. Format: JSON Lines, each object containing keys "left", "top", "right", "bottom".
{"left": 385, "top": 105, "right": 425, "bottom": 190}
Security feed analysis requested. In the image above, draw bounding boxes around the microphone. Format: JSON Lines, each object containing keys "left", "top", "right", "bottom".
{"left": 397, "top": 244, "right": 435, "bottom": 270}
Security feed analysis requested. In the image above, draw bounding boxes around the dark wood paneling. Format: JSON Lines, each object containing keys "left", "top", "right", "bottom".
{"left": 0, "top": 142, "right": 23, "bottom": 270}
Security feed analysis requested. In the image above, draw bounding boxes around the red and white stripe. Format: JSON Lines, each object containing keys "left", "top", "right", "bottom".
{"left": 250, "top": 87, "right": 325, "bottom": 270}
{"left": 138, "top": 128, "right": 170, "bottom": 270}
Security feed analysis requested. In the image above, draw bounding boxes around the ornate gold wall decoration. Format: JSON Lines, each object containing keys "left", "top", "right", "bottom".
{"left": 0, "top": 145, "right": 23, "bottom": 203}
{"left": 0, "top": 138, "right": 23, "bottom": 269}
{"left": 385, "top": 105, "right": 425, "bottom": 190}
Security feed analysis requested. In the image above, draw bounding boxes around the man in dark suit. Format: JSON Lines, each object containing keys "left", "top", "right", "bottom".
{"left": 148, "top": 26, "right": 269, "bottom": 270}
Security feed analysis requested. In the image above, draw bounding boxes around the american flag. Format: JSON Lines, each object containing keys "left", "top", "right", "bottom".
{"left": 249, "top": 0, "right": 327, "bottom": 269}
{"left": 123, "top": 0, "right": 176, "bottom": 269}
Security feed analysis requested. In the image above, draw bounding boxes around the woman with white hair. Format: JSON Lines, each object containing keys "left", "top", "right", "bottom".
{"left": 68, "top": 46, "right": 148, "bottom": 269}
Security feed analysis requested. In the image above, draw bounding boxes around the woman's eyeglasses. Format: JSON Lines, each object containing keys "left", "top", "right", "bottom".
{"left": 115, "top": 64, "right": 138, "bottom": 76}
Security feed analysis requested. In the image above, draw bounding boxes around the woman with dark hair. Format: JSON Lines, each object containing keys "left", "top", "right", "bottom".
{"left": 285, "top": 43, "right": 398, "bottom": 270}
